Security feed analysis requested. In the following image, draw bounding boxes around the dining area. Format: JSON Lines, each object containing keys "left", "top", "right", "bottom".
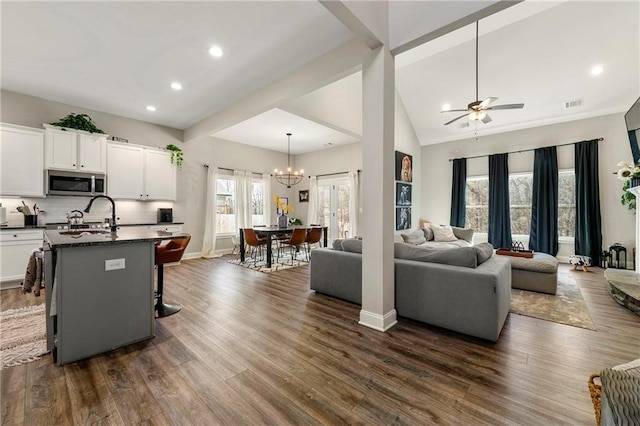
{"left": 239, "top": 226, "right": 328, "bottom": 268}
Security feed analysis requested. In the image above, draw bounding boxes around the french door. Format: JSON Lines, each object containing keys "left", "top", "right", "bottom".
{"left": 316, "top": 177, "right": 350, "bottom": 243}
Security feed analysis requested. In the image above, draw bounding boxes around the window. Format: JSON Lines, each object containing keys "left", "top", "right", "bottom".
{"left": 216, "top": 176, "right": 265, "bottom": 234}
{"left": 465, "top": 170, "right": 575, "bottom": 237}
{"left": 466, "top": 176, "right": 489, "bottom": 233}
{"left": 216, "top": 177, "right": 235, "bottom": 234}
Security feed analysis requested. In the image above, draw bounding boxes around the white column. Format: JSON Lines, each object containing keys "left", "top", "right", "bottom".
{"left": 630, "top": 186, "right": 640, "bottom": 271}
{"left": 359, "top": 44, "right": 397, "bottom": 331}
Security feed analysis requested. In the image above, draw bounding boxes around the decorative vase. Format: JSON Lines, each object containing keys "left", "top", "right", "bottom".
{"left": 277, "top": 213, "right": 288, "bottom": 228}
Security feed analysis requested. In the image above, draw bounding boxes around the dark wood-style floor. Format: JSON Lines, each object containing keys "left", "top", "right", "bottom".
{"left": 2, "top": 259, "right": 639, "bottom": 425}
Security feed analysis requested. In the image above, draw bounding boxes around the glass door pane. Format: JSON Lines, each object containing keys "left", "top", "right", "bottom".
{"left": 316, "top": 177, "right": 350, "bottom": 243}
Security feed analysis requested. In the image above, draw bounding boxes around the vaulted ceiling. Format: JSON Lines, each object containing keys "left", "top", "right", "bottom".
{"left": 2, "top": 1, "right": 638, "bottom": 153}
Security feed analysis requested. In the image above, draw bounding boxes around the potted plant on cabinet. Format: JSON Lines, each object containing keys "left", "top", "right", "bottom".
{"left": 165, "top": 144, "right": 184, "bottom": 169}
{"left": 50, "top": 113, "right": 105, "bottom": 133}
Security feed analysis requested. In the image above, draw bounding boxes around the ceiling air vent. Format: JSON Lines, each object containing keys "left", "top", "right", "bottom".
{"left": 459, "top": 122, "right": 470, "bottom": 129}
{"left": 564, "top": 98, "right": 583, "bottom": 109}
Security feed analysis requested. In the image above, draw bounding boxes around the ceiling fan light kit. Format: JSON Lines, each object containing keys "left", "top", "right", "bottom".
{"left": 442, "top": 21, "right": 524, "bottom": 126}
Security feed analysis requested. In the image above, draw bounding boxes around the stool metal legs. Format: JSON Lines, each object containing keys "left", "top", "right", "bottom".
{"left": 155, "top": 264, "right": 181, "bottom": 318}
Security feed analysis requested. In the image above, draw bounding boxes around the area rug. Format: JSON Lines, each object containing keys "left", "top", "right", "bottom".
{"left": 1, "top": 304, "right": 48, "bottom": 369}
{"left": 510, "top": 272, "right": 596, "bottom": 330}
{"left": 226, "top": 253, "right": 309, "bottom": 273}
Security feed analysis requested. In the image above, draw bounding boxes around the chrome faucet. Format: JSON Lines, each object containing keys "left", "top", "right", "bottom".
{"left": 84, "top": 195, "right": 117, "bottom": 232}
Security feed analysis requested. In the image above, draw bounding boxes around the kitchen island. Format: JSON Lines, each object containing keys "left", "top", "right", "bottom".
{"left": 44, "top": 227, "right": 185, "bottom": 365}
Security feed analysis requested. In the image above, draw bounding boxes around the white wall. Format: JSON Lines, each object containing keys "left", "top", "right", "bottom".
{"left": 421, "top": 113, "right": 635, "bottom": 264}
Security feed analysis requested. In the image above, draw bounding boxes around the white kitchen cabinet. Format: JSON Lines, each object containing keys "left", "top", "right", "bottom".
{"left": 107, "top": 142, "right": 176, "bottom": 201}
{"left": 0, "top": 123, "right": 45, "bottom": 197}
{"left": 44, "top": 124, "right": 107, "bottom": 173}
{"left": 0, "top": 229, "right": 44, "bottom": 286}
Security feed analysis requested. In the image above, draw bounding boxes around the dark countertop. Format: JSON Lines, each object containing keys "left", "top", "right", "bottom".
{"left": 1, "top": 222, "right": 183, "bottom": 232}
{"left": 44, "top": 228, "right": 187, "bottom": 248}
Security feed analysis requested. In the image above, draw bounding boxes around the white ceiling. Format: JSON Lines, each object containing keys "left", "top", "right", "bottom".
{"left": 2, "top": 1, "right": 639, "bottom": 152}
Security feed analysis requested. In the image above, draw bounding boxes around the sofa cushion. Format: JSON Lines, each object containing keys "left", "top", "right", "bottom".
{"left": 394, "top": 243, "right": 477, "bottom": 268}
{"left": 401, "top": 229, "right": 426, "bottom": 245}
{"left": 431, "top": 225, "right": 458, "bottom": 242}
{"left": 452, "top": 227, "right": 474, "bottom": 243}
{"left": 473, "top": 242, "right": 494, "bottom": 265}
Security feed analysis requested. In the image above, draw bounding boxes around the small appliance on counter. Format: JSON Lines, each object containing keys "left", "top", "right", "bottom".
{"left": 157, "top": 208, "right": 173, "bottom": 223}
{"left": 0, "top": 204, "right": 6, "bottom": 225}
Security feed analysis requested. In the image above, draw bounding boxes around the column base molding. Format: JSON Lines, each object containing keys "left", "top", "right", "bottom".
{"left": 359, "top": 308, "right": 397, "bottom": 332}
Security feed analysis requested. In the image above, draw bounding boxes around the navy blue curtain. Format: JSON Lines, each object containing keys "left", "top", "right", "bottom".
{"left": 575, "top": 140, "right": 602, "bottom": 265}
{"left": 450, "top": 158, "right": 467, "bottom": 227}
{"left": 529, "top": 146, "right": 558, "bottom": 255}
{"left": 488, "top": 153, "right": 512, "bottom": 248}
{"left": 630, "top": 130, "right": 640, "bottom": 165}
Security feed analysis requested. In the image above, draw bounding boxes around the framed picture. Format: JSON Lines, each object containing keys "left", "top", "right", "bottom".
{"left": 396, "top": 182, "right": 412, "bottom": 206}
{"left": 299, "top": 190, "right": 309, "bottom": 203}
{"left": 395, "top": 151, "right": 413, "bottom": 182}
{"left": 276, "top": 197, "right": 288, "bottom": 215}
{"left": 396, "top": 207, "right": 411, "bottom": 230}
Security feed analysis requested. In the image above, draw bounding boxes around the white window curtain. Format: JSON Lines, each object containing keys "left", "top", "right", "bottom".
{"left": 262, "top": 173, "right": 272, "bottom": 226}
{"left": 201, "top": 166, "right": 219, "bottom": 258}
{"left": 348, "top": 170, "right": 359, "bottom": 237}
{"left": 234, "top": 170, "right": 253, "bottom": 229}
{"left": 307, "top": 176, "right": 318, "bottom": 225}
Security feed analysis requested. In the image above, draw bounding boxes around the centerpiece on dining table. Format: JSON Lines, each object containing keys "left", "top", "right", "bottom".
{"left": 273, "top": 195, "right": 293, "bottom": 228}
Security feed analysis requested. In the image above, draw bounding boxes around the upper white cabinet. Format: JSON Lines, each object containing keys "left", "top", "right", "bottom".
{"left": 44, "top": 124, "right": 107, "bottom": 173}
{"left": 0, "top": 123, "right": 45, "bottom": 197}
{"left": 107, "top": 142, "right": 176, "bottom": 201}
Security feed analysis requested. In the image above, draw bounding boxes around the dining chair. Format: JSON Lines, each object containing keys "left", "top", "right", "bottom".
{"left": 243, "top": 228, "right": 267, "bottom": 266}
{"left": 304, "top": 227, "right": 323, "bottom": 260}
{"left": 280, "top": 227, "right": 308, "bottom": 264}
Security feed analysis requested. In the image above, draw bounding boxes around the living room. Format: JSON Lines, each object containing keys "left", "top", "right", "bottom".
{"left": 1, "top": 1, "right": 639, "bottom": 424}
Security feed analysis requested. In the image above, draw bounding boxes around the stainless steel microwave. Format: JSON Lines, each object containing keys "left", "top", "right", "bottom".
{"left": 47, "top": 170, "right": 106, "bottom": 196}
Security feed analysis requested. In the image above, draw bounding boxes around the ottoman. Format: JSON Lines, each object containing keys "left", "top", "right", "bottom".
{"left": 508, "top": 252, "right": 558, "bottom": 295}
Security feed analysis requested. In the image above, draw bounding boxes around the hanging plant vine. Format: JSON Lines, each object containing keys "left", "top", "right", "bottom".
{"left": 165, "top": 144, "right": 184, "bottom": 168}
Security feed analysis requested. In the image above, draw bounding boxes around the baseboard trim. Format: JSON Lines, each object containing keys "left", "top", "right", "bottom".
{"left": 359, "top": 309, "right": 398, "bottom": 332}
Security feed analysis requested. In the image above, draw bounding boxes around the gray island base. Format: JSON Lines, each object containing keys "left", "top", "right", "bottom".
{"left": 44, "top": 228, "right": 185, "bottom": 365}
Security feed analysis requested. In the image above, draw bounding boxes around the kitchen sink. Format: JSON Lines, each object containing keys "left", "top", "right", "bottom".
{"left": 59, "top": 229, "right": 110, "bottom": 236}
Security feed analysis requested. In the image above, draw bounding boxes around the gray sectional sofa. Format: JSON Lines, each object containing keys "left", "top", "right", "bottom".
{"left": 310, "top": 239, "right": 512, "bottom": 342}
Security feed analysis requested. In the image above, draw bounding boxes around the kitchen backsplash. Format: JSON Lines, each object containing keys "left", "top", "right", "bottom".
{"left": 0, "top": 196, "right": 174, "bottom": 226}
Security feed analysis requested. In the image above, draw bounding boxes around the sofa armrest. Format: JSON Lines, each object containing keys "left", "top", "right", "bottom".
{"left": 395, "top": 255, "right": 511, "bottom": 341}
{"left": 310, "top": 248, "right": 362, "bottom": 305}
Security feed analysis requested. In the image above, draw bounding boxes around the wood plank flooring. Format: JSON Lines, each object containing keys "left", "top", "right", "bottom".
{"left": 2, "top": 259, "right": 639, "bottom": 425}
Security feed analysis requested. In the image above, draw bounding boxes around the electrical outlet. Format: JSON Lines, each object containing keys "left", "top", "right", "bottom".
{"left": 105, "top": 258, "right": 125, "bottom": 271}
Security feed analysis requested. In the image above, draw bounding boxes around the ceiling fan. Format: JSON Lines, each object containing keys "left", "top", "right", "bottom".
{"left": 442, "top": 21, "right": 524, "bottom": 126}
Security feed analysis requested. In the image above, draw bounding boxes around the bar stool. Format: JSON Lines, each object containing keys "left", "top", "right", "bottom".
{"left": 609, "top": 243, "right": 627, "bottom": 269}
{"left": 155, "top": 234, "right": 191, "bottom": 317}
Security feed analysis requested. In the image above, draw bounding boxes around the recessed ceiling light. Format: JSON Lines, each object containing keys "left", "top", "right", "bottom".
{"left": 591, "top": 64, "right": 604, "bottom": 76}
{"left": 208, "top": 46, "right": 224, "bottom": 58}
{"left": 170, "top": 82, "right": 182, "bottom": 90}
{"left": 442, "top": 103, "right": 451, "bottom": 111}
{"left": 146, "top": 105, "right": 156, "bottom": 112}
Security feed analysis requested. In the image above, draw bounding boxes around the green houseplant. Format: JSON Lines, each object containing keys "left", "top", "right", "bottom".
{"left": 165, "top": 144, "right": 184, "bottom": 168}
{"left": 50, "top": 113, "right": 104, "bottom": 133}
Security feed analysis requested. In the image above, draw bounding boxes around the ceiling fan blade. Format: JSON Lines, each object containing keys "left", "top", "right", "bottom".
{"left": 441, "top": 109, "right": 469, "bottom": 113}
{"left": 481, "top": 114, "right": 492, "bottom": 124}
{"left": 485, "top": 103, "right": 525, "bottom": 110}
{"left": 444, "top": 113, "right": 469, "bottom": 126}
{"left": 479, "top": 97, "right": 498, "bottom": 109}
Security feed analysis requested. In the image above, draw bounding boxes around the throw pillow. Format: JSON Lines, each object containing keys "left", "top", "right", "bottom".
{"left": 451, "top": 226, "right": 474, "bottom": 243}
{"left": 341, "top": 239, "right": 363, "bottom": 253}
{"left": 431, "top": 224, "right": 458, "bottom": 242}
{"left": 473, "top": 242, "right": 494, "bottom": 265}
{"left": 394, "top": 243, "right": 477, "bottom": 268}
{"left": 401, "top": 229, "right": 426, "bottom": 245}
{"left": 421, "top": 224, "right": 434, "bottom": 241}
{"left": 332, "top": 239, "right": 345, "bottom": 250}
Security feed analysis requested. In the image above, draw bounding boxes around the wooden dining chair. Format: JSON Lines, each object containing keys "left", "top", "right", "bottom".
{"left": 280, "top": 228, "right": 308, "bottom": 264}
{"left": 304, "top": 227, "right": 323, "bottom": 260}
{"left": 243, "top": 228, "right": 267, "bottom": 266}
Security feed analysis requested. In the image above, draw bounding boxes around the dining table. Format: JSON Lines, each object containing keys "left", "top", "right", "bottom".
{"left": 239, "top": 226, "right": 328, "bottom": 268}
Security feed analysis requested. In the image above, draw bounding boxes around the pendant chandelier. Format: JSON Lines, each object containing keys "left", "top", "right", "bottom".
{"left": 274, "top": 132, "right": 304, "bottom": 188}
